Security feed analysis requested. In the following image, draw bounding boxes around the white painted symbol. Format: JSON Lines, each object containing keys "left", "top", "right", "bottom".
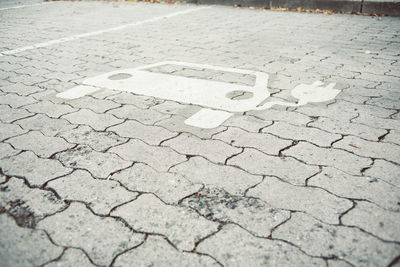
{"left": 57, "top": 61, "right": 341, "bottom": 129}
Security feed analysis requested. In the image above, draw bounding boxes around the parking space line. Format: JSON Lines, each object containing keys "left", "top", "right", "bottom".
{"left": 0, "top": 6, "right": 211, "bottom": 57}
{"left": 0, "top": 2, "right": 55, "bottom": 11}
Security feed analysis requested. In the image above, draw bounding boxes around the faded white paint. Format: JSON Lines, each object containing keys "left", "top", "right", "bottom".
{"left": 0, "top": 2, "right": 55, "bottom": 11}
{"left": 57, "top": 61, "right": 340, "bottom": 129}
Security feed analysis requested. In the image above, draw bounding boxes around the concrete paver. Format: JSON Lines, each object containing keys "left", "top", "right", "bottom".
{"left": 0, "top": 0, "right": 399, "bottom": 265}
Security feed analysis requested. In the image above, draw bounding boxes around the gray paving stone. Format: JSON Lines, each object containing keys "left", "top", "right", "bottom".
{"left": 352, "top": 113, "right": 400, "bottom": 130}
{"left": 110, "top": 163, "right": 201, "bottom": 204}
{"left": 0, "top": 173, "right": 6, "bottom": 184}
{"left": 247, "top": 108, "right": 312, "bottom": 126}
{"left": 0, "top": 151, "right": 72, "bottom": 187}
{"left": 222, "top": 115, "right": 273, "bottom": 133}
{"left": 333, "top": 136, "right": 400, "bottom": 164}
{"left": 38, "top": 202, "right": 144, "bottom": 266}
{"left": 108, "top": 120, "right": 177, "bottom": 145}
{"left": 155, "top": 114, "right": 227, "bottom": 139}
{"left": 0, "top": 104, "right": 32, "bottom": 123}
{"left": 6, "top": 131, "right": 74, "bottom": 158}
{"left": 107, "top": 92, "right": 163, "bottom": 109}
{"left": 341, "top": 202, "right": 400, "bottom": 242}
{"left": 0, "top": 93, "right": 37, "bottom": 108}
{"left": 0, "top": 214, "right": 63, "bottom": 267}
{"left": 308, "top": 167, "right": 400, "bottom": 211}
{"left": 0, "top": 142, "right": 19, "bottom": 159}
{"left": 24, "top": 100, "right": 77, "bottom": 118}
{"left": 62, "top": 108, "right": 123, "bottom": 131}
{"left": 170, "top": 156, "right": 262, "bottom": 195}
{"left": 45, "top": 248, "right": 95, "bottom": 267}
{"left": 273, "top": 213, "right": 400, "bottom": 266}
{"left": 46, "top": 170, "right": 138, "bottom": 215}
{"left": 261, "top": 121, "right": 342, "bottom": 147}
{"left": 55, "top": 145, "right": 131, "bottom": 179}
{"left": 383, "top": 130, "right": 400, "bottom": 146}
{"left": 150, "top": 100, "right": 200, "bottom": 118}
{"left": 197, "top": 223, "right": 324, "bottom": 266}
{"left": 228, "top": 148, "right": 320, "bottom": 185}
{"left": 308, "top": 116, "right": 387, "bottom": 141}
{"left": 0, "top": 178, "right": 66, "bottom": 228}
{"left": 182, "top": 186, "right": 290, "bottom": 237}
{"left": 58, "top": 125, "right": 127, "bottom": 152}
{"left": 248, "top": 176, "right": 352, "bottom": 224}
{"left": 15, "top": 114, "right": 76, "bottom": 137}
{"left": 113, "top": 236, "right": 218, "bottom": 267}
{"left": 214, "top": 127, "right": 291, "bottom": 156}
{"left": 107, "top": 104, "right": 169, "bottom": 125}
{"left": 284, "top": 142, "right": 372, "bottom": 176}
{"left": 366, "top": 97, "right": 399, "bottom": 110}
{"left": 111, "top": 194, "right": 218, "bottom": 251}
{"left": 65, "top": 96, "right": 120, "bottom": 113}
{"left": 0, "top": 122, "right": 27, "bottom": 141}
{"left": 163, "top": 132, "right": 241, "bottom": 164}
{"left": 109, "top": 139, "right": 186, "bottom": 172}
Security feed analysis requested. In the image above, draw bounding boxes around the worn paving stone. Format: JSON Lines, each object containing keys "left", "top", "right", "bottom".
{"left": 109, "top": 139, "right": 186, "bottom": 172}
{"left": 0, "top": 83, "right": 44, "bottom": 96}
{"left": 0, "top": 151, "right": 72, "bottom": 187}
{"left": 58, "top": 125, "right": 127, "bottom": 152}
{"left": 197, "top": 223, "right": 324, "bottom": 266}
{"left": 228, "top": 148, "right": 319, "bottom": 185}
{"left": 0, "top": 214, "right": 63, "bottom": 267}
{"left": 46, "top": 170, "right": 138, "bottom": 215}
{"left": 333, "top": 136, "right": 400, "bottom": 164}
{"left": 283, "top": 141, "right": 372, "bottom": 176}
{"left": 383, "top": 129, "right": 400, "bottom": 145}
{"left": 0, "top": 178, "right": 66, "bottom": 228}
{"left": 308, "top": 167, "right": 400, "bottom": 211}
{"left": 62, "top": 108, "right": 123, "bottom": 131}
{"left": 24, "top": 100, "right": 77, "bottom": 118}
{"left": 110, "top": 163, "right": 201, "bottom": 204}
{"left": 182, "top": 186, "right": 290, "bottom": 237}
{"left": 222, "top": 115, "right": 273, "bottom": 133}
{"left": 248, "top": 176, "right": 352, "bottom": 224}
{"left": 0, "top": 104, "right": 32, "bottom": 123}
{"left": 66, "top": 96, "right": 120, "bottom": 113}
{"left": 163, "top": 132, "right": 242, "bottom": 164}
{"left": 6, "top": 131, "right": 74, "bottom": 158}
{"left": 111, "top": 194, "right": 218, "bottom": 251}
{"left": 55, "top": 145, "right": 131, "bottom": 179}
{"left": 155, "top": 114, "right": 226, "bottom": 139}
{"left": 273, "top": 212, "right": 400, "bottom": 266}
{"left": 248, "top": 108, "right": 312, "bottom": 126}
{"left": 150, "top": 100, "right": 200, "bottom": 119}
{"left": 108, "top": 120, "right": 176, "bottom": 145}
{"left": 170, "top": 156, "right": 262, "bottom": 195}
{"left": 0, "top": 122, "right": 27, "bottom": 141}
{"left": 45, "top": 248, "right": 95, "bottom": 267}
{"left": 352, "top": 113, "right": 400, "bottom": 130}
{"left": 38, "top": 202, "right": 144, "bottom": 266}
{"left": 113, "top": 236, "right": 218, "bottom": 266}
{"left": 341, "top": 201, "right": 400, "bottom": 242}
{"left": 214, "top": 127, "right": 292, "bottom": 156}
{"left": 0, "top": 142, "right": 19, "bottom": 159}
{"left": 15, "top": 114, "right": 76, "bottom": 137}
{"left": 107, "top": 104, "right": 169, "bottom": 125}
{"left": 308, "top": 116, "right": 387, "bottom": 141}
{"left": 107, "top": 92, "right": 163, "bottom": 109}
{"left": 261, "top": 121, "right": 342, "bottom": 147}
{"left": 364, "top": 159, "right": 400, "bottom": 188}
{"left": 0, "top": 93, "right": 37, "bottom": 108}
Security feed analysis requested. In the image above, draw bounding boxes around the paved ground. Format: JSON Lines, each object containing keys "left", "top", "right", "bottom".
{"left": 0, "top": 1, "right": 399, "bottom": 266}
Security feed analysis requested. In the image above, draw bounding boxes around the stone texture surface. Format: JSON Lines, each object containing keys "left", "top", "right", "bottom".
{"left": 45, "top": 248, "right": 95, "bottom": 267}
{"left": 111, "top": 194, "right": 219, "bottom": 251}
{"left": 15, "top": 114, "right": 76, "bottom": 137}
{"left": 62, "top": 108, "right": 123, "bottom": 131}
{"left": 0, "top": 122, "right": 27, "bottom": 141}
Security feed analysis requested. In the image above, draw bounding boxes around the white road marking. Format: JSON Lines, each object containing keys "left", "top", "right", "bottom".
{"left": 0, "top": 2, "right": 54, "bottom": 11}
{"left": 185, "top": 108, "right": 233, "bottom": 129}
{"left": 0, "top": 6, "right": 211, "bottom": 56}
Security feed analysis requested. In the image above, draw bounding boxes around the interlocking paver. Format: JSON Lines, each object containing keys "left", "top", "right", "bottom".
{"left": 248, "top": 176, "right": 352, "bottom": 224}
{"left": 0, "top": 93, "right": 37, "bottom": 108}
{"left": 0, "top": 122, "right": 27, "bottom": 141}
{"left": 46, "top": 170, "right": 138, "bottom": 215}
{"left": 110, "top": 163, "right": 201, "bottom": 203}
{"left": 0, "top": 178, "right": 66, "bottom": 228}
{"left": 45, "top": 248, "right": 95, "bottom": 267}
{"left": 0, "top": 214, "right": 63, "bottom": 267}
{"left": 197, "top": 224, "right": 324, "bottom": 266}
{"left": 228, "top": 148, "right": 320, "bottom": 185}
{"left": 170, "top": 156, "right": 262, "bottom": 195}
{"left": 6, "top": 131, "right": 74, "bottom": 158}
{"left": 222, "top": 114, "right": 273, "bottom": 133}
{"left": 66, "top": 96, "right": 121, "bottom": 113}
{"left": 0, "top": 142, "right": 19, "bottom": 159}
{"left": 24, "top": 100, "right": 77, "bottom": 118}
{"left": 55, "top": 145, "right": 131, "bottom": 179}
{"left": 38, "top": 202, "right": 144, "bottom": 266}
{"left": 0, "top": 104, "right": 32, "bottom": 123}
{"left": 58, "top": 125, "right": 127, "bottom": 152}
{"left": 111, "top": 194, "right": 218, "bottom": 251}
{"left": 273, "top": 213, "right": 400, "bottom": 266}
{"left": 113, "top": 236, "right": 219, "bottom": 266}
{"left": 0, "top": 151, "right": 72, "bottom": 187}
{"left": 62, "top": 108, "right": 123, "bottom": 131}
{"left": 107, "top": 104, "right": 169, "bottom": 124}
{"left": 15, "top": 114, "right": 76, "bottom": 137}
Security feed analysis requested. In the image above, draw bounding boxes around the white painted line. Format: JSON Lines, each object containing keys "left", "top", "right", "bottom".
{"left": 0, "top": 6, "right": 211, "bottom": 56}
{"left": 185, "top": 108, "right": 233, "bottom": 129}
{"left": 0, "top": 2, "right": 54, "bottom": 11}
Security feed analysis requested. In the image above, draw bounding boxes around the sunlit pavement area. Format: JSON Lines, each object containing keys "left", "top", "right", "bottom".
{"left": 0, "top": 0, "right": 399, "bottom": 266}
